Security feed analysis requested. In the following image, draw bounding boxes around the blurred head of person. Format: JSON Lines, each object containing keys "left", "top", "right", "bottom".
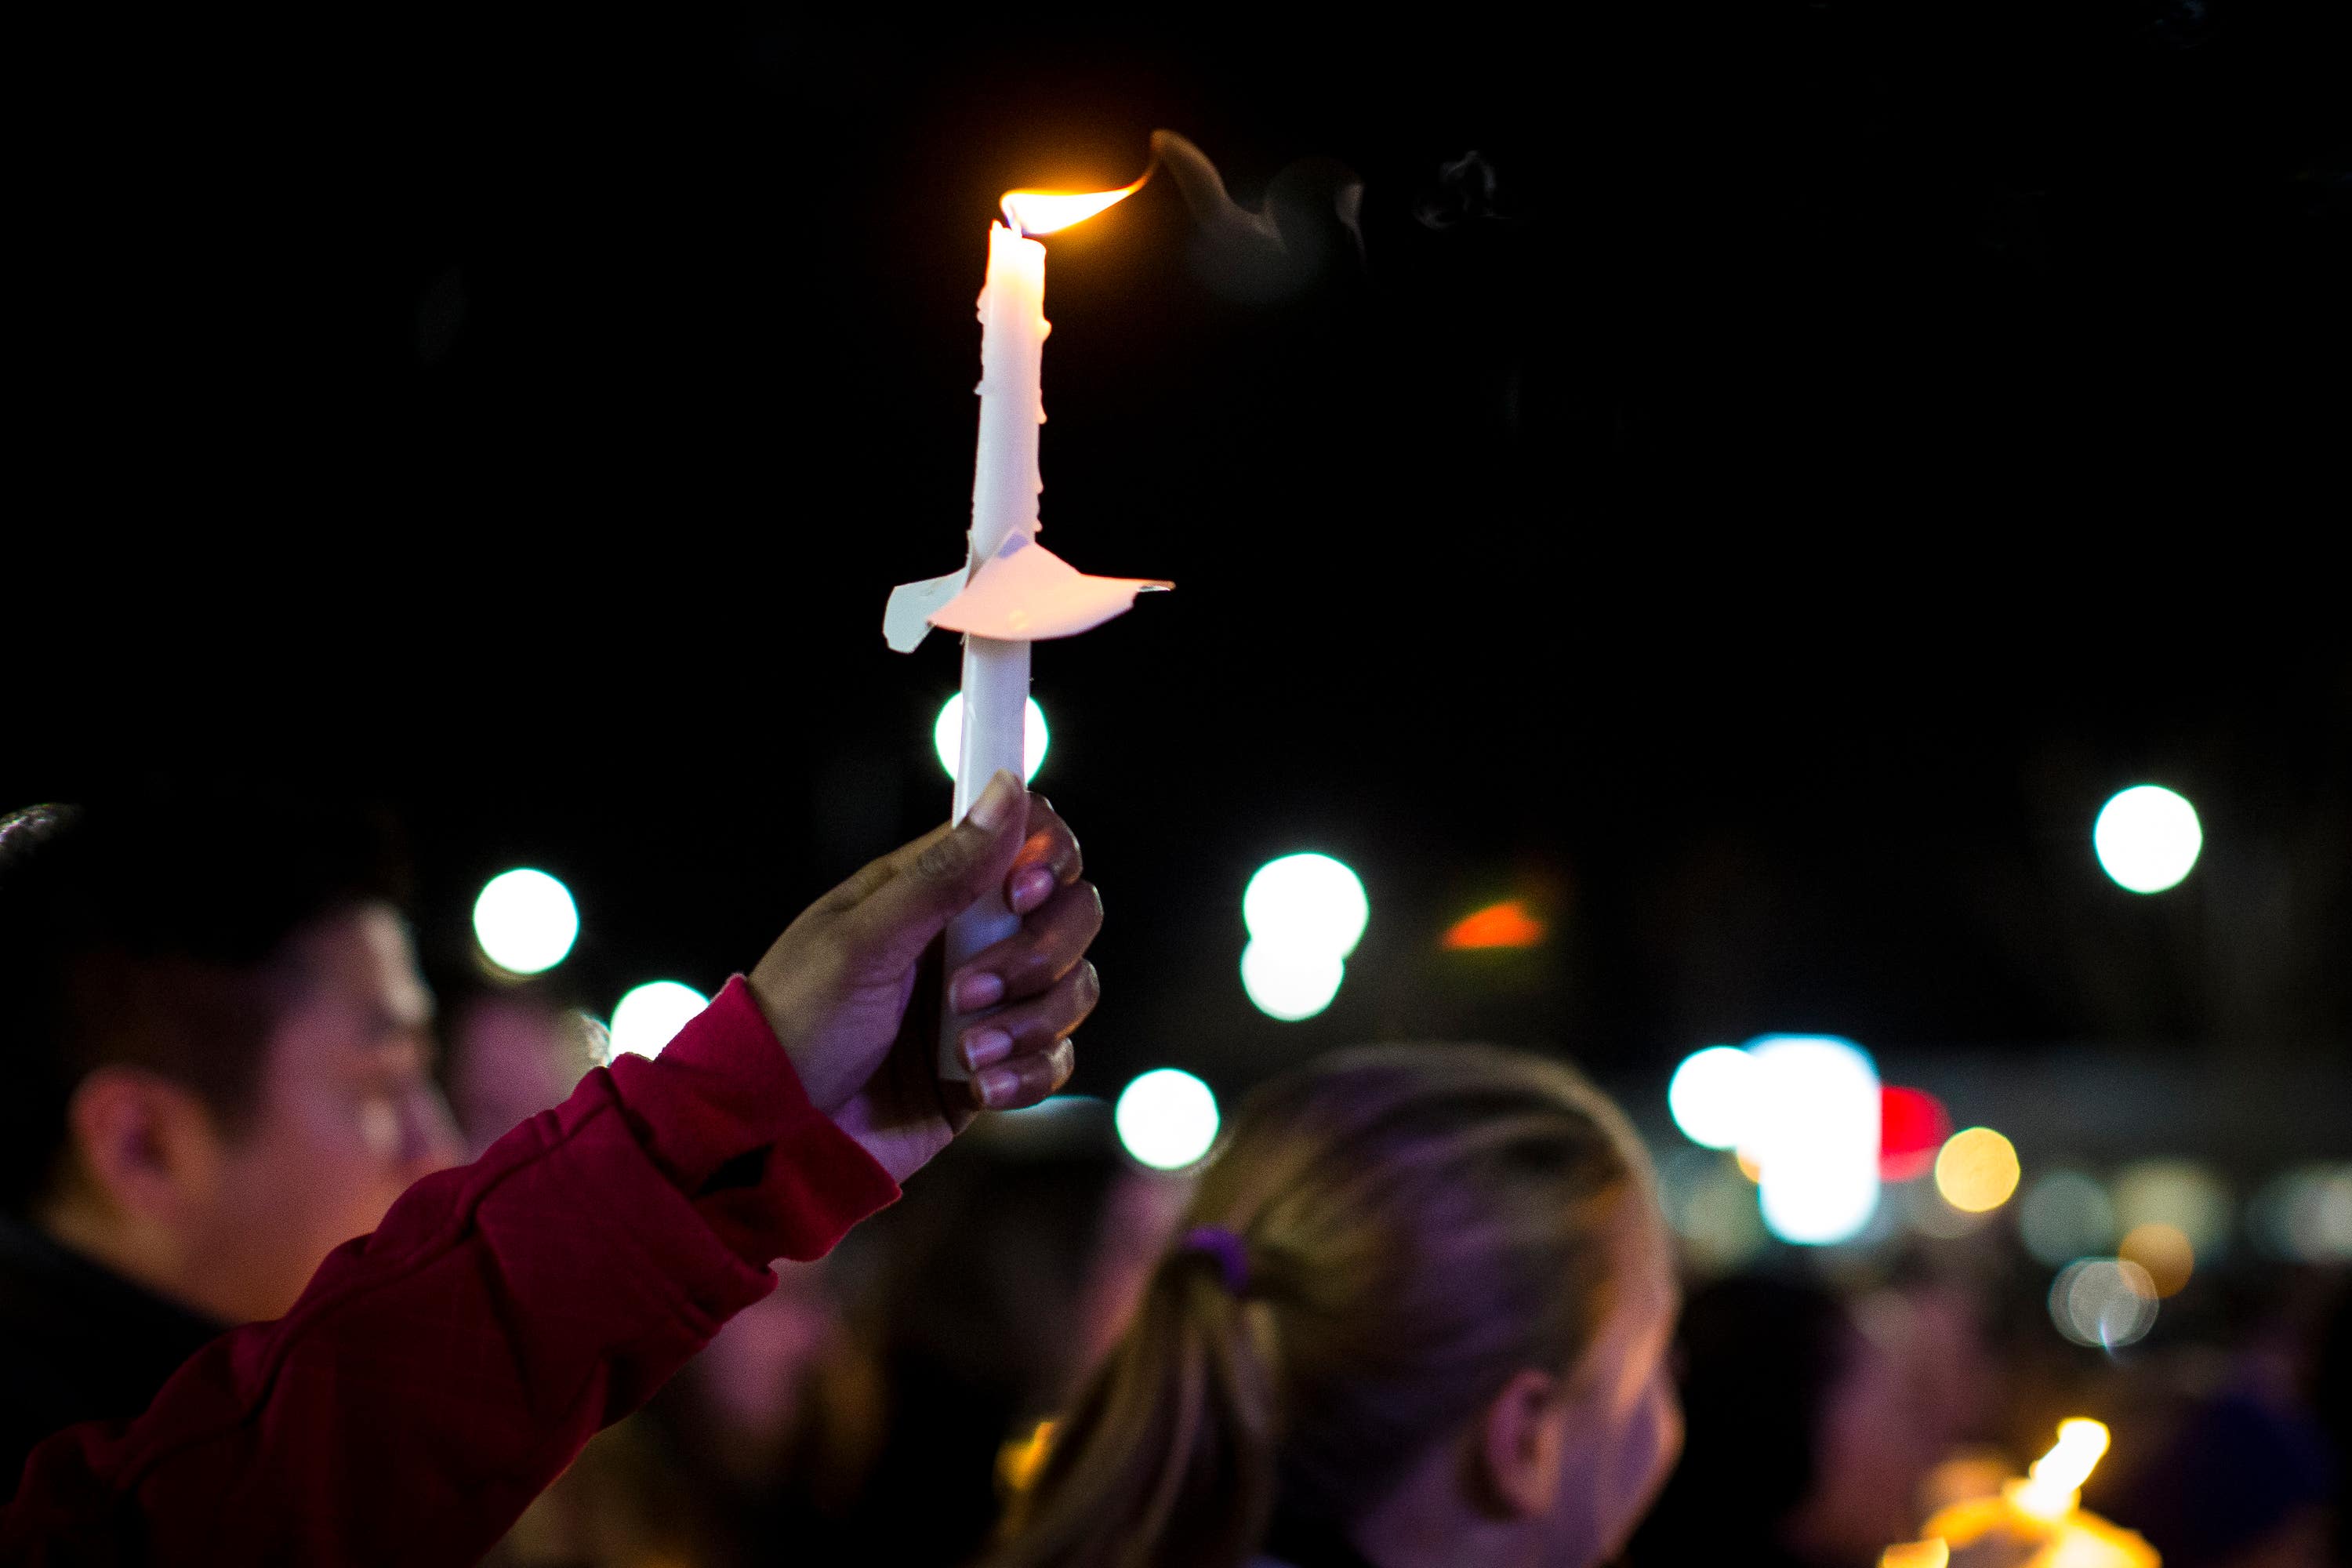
{"left": 991, "top": 1044, "right": 1680, "bottom": 1568}
{"left": 445, "top": 988, "right": 604, "bottom": 1158}
{"left": 2095, "top": 1390, "right": 2336, "bottom": 1568}
{"left": 691, "top": 1260, "right": 842, "bottom": 1457}
{"left": 0, "top": 796, "right": 463, "bottom": 1326}
{"left": 1070, "top": 1154, "right": 1195, "bottom": 1382}
{"left": 624, "top": 1101, "right": 1162, "bottom": 1568}
{"left": 1630, "top": 1275, "right": 1937, "bottom": 1568}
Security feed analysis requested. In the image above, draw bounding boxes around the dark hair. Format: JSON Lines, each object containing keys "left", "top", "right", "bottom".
{"left": 0, "top": 793, "right": 409, "bottom": 1214}
{"left": 1628, "top": 1274, "right": 1856, "bottom": 1564}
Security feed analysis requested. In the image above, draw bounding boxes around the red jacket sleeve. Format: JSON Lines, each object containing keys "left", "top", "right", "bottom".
{"left": 1, "top": 975, "right": 899, "bottom": 1566}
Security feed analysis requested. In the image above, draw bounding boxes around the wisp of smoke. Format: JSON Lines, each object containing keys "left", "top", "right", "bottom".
{"left": 1414, "top": 151, "right": 1508, "bottom": 230}
{"left": 1149, "top": 129, "right": 1363, "bottom": 304}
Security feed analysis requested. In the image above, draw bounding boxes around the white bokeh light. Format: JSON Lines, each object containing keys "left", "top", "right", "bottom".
{"left": 609, "top": 981, "right": 708, "bottom": 1060}
{"left": 1747, "top": 1035, "right": 1882, "bottom": 1246}
{"left": 1240, "top": 940, "right": 1345, "bottom": 1022}
{"left": 2251, "top": 1165, "right": 2352, "bottom": 1262}
{"left": 2093, "top": 785, "right": 2202, "bottom": 894}
{"left": 473, "top": 868, "right": 580, "bottom": 975}
{"left": 1658, "top": 1148, "right": 1769, "bottom": 1272}
{"left": 1115, "top": 1068, "right": 1220, "bottom": 1171}
{"left": 1668, "top": 1046, "right": 1761, "bottom": 1150}
{"left": 1243, "top": 854, "right": 1369, "bottom": 957}
{"left": 933, "top": 693, "right": 1048, "bottom": 785}
{"left": 2049, "top": 1258, "right": 2158, "bottom": 1348}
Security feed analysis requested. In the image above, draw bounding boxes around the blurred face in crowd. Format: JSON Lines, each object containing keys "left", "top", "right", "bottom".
{"left": 447, "top": 994, "right": 599, "bottom": 1157}
{"left": 49, "top": 902, "right": 463, "bottom": 1324}
{"left": 1784, "top": 1301, "right": 1940, "bottom": 1566}
{"left": 694, "top": 1261, "right": 840, "bottom": 1454}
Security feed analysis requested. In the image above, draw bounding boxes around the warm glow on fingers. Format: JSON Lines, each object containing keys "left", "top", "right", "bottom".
{"left": 1001, "top": 172, "right": 1148, "bottom": 235}
{"left": 1879, "top": 1541, "right": 1949, "bottom": 1568}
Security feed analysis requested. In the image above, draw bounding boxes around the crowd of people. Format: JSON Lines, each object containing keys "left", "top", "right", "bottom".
{"left": 1, "top": 789, "right": 2343, "bottom": 1566}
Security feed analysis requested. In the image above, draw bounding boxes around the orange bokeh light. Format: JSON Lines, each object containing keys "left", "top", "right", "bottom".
{"left": 2118, "top": 1221, "right": 2195, "bottom": 1297}
{"left": 1441, "top": 899, "right": 1547, "bottom": 950}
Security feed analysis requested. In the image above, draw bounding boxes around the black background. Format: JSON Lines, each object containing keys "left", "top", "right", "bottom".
{"left": 10, "top": 5, "right": 2349, "bottom": 1101}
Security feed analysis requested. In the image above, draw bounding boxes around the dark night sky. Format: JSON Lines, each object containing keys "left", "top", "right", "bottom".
{"left": 10, "top": 5, "right": 2350, "bottom": 1106}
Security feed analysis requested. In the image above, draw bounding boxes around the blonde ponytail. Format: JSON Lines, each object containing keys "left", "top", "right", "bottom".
{"left": 993, "top": 1232, "right": 1280, "bottom": 1568}
{"left": 990, "top": 1045, "right": 1645, "bottom": 1568}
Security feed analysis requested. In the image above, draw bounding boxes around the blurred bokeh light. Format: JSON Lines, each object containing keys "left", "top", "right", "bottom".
{"left": 1878, "top": 1086, "right": 1954, "bottom": 1182}
{"left": 1439, "top": 898, "right": 1545, "bottom": 950}
{"left": 472, "top": 867, "right": 580, "bottom": 975}
{"left": 2250, "top": 1164, "right": 2352, "bottom": 1261}
{"left": 2049, "top": 1257, "right": 2158, "bottom": 1348}
{"left": 1242, "top": 853, "right": 1368, "bottom": 956}
{"left": 1657, "top": 1149, "right": 1768, "bottom": 1272}
{"left": 609, "top": 980, "right": 708, "bottom": 1059}
{"left": 1239, "top": 854, "right": 1367, "bottom": 1021}
{"left": 933, "top": 693, "right": 1049, "bottom": 785}
{"left": 1114, "top": 1067, "right": 1220, "bottom": 1171}
{"left": 2092, "top": 784, "right": 2202, "bottom": 894}
{"left": 1747, "top": 1035, "right": 1882, "bottom": 1246}
{"left": 2117, "top": 1221, "right": 2195, "bottom": 1297}
{"left": 2018, "top": 1170, "right": 2118, "bottom": 1267}
{"left": 2112, "top": 1160, "right": 2230, "bottom": 1260}
{"left": 1935, "top": 1127, "right": 2022, "bottom": 1213}
{"left": 1668, "top": 1046, "right": 1759, "bottom": 1150}
{"left": 1238, "top": 940, "right": 1345, "bottom": 1022}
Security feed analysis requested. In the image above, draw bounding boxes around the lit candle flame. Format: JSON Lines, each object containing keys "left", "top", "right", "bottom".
{"left": 1000, "top": 171, "right": 1149, "bottom": 237}
{"left": 2013, "top": 1417, "right": 2111, "bottom": 1523}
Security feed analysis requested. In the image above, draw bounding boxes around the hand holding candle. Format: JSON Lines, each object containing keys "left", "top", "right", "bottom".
{"left": 1882, "top": 1421, "right": 2159, "bottom": 1568}
{"left": 882, "top": 149, "right": 1171, "bottom": 1080}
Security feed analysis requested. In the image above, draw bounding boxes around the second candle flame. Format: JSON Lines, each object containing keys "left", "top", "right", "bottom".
{"left": 2012, "top": 1418, "right": 2111, "bottom": 1522}
{"left": 1001, "top": 169, "right": 1149, "bottom": 237}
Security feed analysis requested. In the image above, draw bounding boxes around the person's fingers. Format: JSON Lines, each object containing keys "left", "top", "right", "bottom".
{"left": 948, "top": 880, "right": 1102, "bottom": 1013}
{"left": 1006, "top": 793, "right": 1083, "bottom": 916}
{"left": 971, "top": 1036, "right": 1077, "bottom": 1112}
{"left": 834, "top": 770, "right": 1029, "bottom": 971}
{"left": 955, "top": 960, "right": 1098, "bottom": 1075}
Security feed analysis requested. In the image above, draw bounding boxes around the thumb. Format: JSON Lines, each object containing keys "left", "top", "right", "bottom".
{"left": 837, "top": 769, "right": 1029, "bottom": 971}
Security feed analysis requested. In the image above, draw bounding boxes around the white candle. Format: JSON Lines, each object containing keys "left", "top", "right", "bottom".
{"left": 938, "top": 220, "right": 1049, "bottom": 1078}
{"left": 916, "top": 178, "right": 1151, "bottom": 1082}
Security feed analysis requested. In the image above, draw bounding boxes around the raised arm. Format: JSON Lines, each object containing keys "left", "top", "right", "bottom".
{"left": 3, "top": 774, "right": 1098, "bottom": 1565}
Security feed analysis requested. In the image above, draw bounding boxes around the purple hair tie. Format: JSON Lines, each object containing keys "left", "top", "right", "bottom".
{"left": 1181, "top": 1225, "right": 1250, "bottom": 1295}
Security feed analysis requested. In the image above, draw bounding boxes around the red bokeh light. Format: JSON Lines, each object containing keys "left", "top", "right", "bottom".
{"left": 1879, "top": 1086, "right": 1953, "bottom": 1181}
